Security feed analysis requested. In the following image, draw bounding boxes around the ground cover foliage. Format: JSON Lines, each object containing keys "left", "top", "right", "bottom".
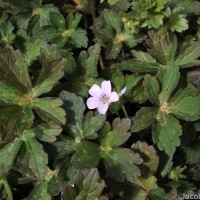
{"left": 0, "top": 0, "right": 200, "bottom": 199}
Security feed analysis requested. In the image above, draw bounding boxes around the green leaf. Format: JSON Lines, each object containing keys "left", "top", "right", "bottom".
{"left": 0, "top": 49, "right": 32, "bottom": 93}
{"left": 62, "top": 169, "right": 105, "bottom": 200}
{"left": 0, "top": 106, "right": 34, "bottom": 143}
{"left": 26, "top": 182, "right": 52, "bottom": 200}
{"left": 168, "top": 14, "right": 188, "bottom": 33}
{"left": 148, "top": 188, "right": 169, "bottom": 200}
{"left": 0, "top": 178, "right": 13, "bottom": 200}
{"left": 77, "top": 169, "right": 105, "bottom": 200}
{"left": 0, "top": 138, "right": 23, "bottom": 177}
{"left": 132, "top": 84, "right": 148, "bottom": 104}
{"left": 132, "top": 141, "right": 159, "bottom": 175}
{"left": 81, "top": 111, "right": 106, "bottom": 140}
{"left": 102, "top": 70, "right": 124, "bottom": 92}
{"left": 70, "top": 28, "right": 88, "bottom": 48}
{"left": 46, "top": 136, "right": 75, "bottom": 159}
{"left": 116, "top": 60, "right": 161, "bottom": 73}
{"left": 33, "top": 59, "right": 64, "bottom": 97}
{"left": 175, "top": 41, "right": 200, "bottom": 68}
{"left": 0, "top": 20, "right": 15, "bottom": 45}
{"left": 159, "top": 62, "right": 180, "bottom": 104}
{"left": 0, "top": 81, "right": 23, "bottom": 106}
{"left": 169, "top": 86, "right": 200, "bottom": 121}
{"left": 49, "top": 12, "right": 65, "bottom": 29}
{"left": 183, "top": 144, "right": 200, "bottom": 166}
{"left": 101, "top": 118, "right": 131, "bottom": 148}
{"left": 71, "top": 142, "right": 101, "bottom": 169}
{"left": 92, "top": 9, "right": 141, "bottom": 59}
{"left": 16, "top": 31, "right": 46, "bottom": 65}
{"left": 31, "top": 123, "right": 62, "bottom": 142}
{"left": 101, "top": 148, "right": 142, "bottom": 183}
{"left": 144, "top": 75, "right": 160, "bottom": 105}
{"left": 131, "top": 107, "right": 158, "bottom": 132}
{"left": 146, "top": 28, "right": 177, "bottom": 65}
{"left": 175, "top": 0, "right": 200, "bottom": 15}
{"left": 51, "top": 13, "right": 88, "bottom": 48}
{"left": 32, "top": 98, "right": 66, "bottom": 125}
{"left": 17, "top": 134, "right": 48, "bottom": 181}
{"left": 61, "top": 186, "right": 77, "bottom": 200}
{"left": 60, "top": 91, "right": 85, "bottom": 136}
{"left": 152, "top": 113, "right": 182, "bottom": 155}
{"left": 78, "top": 44, "right": 100, "bottom": 78}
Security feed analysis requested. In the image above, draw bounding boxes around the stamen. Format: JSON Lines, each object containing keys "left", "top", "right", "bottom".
{"left": 99, "top": 93, "right": 109, "bottom": 104}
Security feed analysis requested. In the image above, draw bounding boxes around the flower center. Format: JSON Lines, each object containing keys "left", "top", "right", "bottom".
{"left": 99, "top": 93, "right": 109, "bottom": 104}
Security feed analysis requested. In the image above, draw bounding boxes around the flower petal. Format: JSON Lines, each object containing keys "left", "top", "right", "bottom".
{"left": 101, "top": 80, "right": 111, "bottom": 96}
{"left": 87, "top": 97, "right": 101, "bottom": 109}
{"left": 89, "top": 84, "right": 102, "bottom": 97}
{"left": 109, "top": 92, "right": 119, "bottom": 103}
{"left": 119, "top": 86, "right": 127, "bottom": 96}
{"left": 98, "top": 103, "right": 109, "bottom": 114}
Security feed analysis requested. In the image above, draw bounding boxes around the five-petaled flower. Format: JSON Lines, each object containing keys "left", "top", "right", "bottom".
{"left": 87, "top": 80, "right": 126, "bottom": 114}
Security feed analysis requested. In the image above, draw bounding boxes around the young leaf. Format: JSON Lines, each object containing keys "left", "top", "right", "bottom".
{"left": 101, "top": 118, "right": 131, "bottom": 148}
{"left": 131, "top": 107, "right": 158, "bottom": 132}
{"left": 152, "top": 113, "right": 182, "bottom": 155}
{"left": 17, "top": 134, "right": 48, "bottom": 181}
{"left": 168, "top": 13, "right": 188, "bottom": 33}
{"left": 33, "top": 59, "right": 64, "bottom": 97}
{"left": 101, "top": 148, "right": 142, "bottom": 183}
{"left": 0, "top": 138, "right": 23, "bottom": 177}
{"left": 32, "top": 98, "right": 66, "bottom": 125}
{"left": 144, "top": 75, "right": 160, "bottom": 105}
{"left": 50, "top": 13, "right": 88, "bottom": 48}
{"left": 71, "top": 142, "right": 101, "bottom": 169}
{"left": 159, "top": 62, "right": 180, "bottom": 104}
{"left": 60, "top": 91, "right": 85, "bottom": 136}
{"left": 92, "top": 9, "right": 142, "bottom": 59}
{"left": 169, "top": 86, "right": 200, "bottom": 121}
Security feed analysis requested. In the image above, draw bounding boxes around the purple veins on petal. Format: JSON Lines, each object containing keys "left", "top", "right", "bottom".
{"left": 101, "top": 80, "right": 112, "bottom": 96}
{"left": 87, "top": 97, "right": 101, "bottom": 109}
{"left": 98, "top": 103, "right": 109, "bottom": 114}
{"left": 89, "top": 84, "right": 102, "bottom": 97}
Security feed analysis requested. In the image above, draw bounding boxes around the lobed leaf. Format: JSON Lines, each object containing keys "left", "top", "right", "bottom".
{"left": 152, "top": 113, "right": 182, "bottom": 155}
{"left": 0, "top": 138, "right": 23, "bottom": 178}
{"left": 32, "top": 98, "right": 66, "bottom": 125}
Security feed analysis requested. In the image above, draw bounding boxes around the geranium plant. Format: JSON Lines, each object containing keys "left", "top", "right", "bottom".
{"left": 0, "top": 0, "right": 200, "bottom": 199}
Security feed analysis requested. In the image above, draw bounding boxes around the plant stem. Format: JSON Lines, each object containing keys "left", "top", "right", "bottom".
{"left": 122, "top": 105, "right": 129, "bottom": 118}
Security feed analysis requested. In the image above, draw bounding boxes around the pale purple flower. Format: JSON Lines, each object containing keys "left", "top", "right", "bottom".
{"left": 87, "top": 80, "right": 126, "bottom": 114}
